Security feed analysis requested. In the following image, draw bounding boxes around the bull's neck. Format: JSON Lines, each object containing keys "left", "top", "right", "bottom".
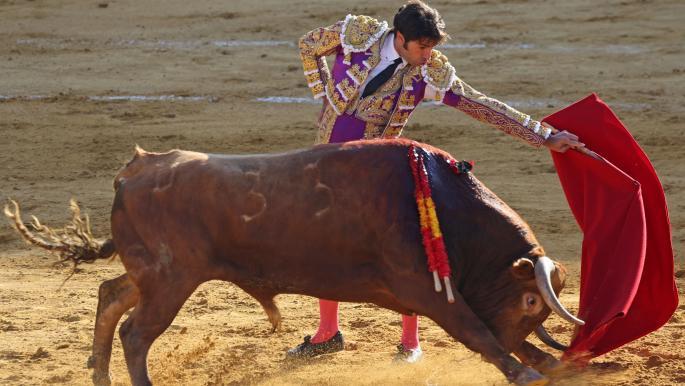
{"left": 427, "top": 157, "right": 541, "bottom": 289}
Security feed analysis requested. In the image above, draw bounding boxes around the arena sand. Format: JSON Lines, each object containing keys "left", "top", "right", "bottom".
{"left": 1, "top": 0, "right": 684, "bottom": 384}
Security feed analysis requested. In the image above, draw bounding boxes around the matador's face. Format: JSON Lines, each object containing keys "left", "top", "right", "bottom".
{"left": 395, "top": 32, "right": 436, "bottom": 66}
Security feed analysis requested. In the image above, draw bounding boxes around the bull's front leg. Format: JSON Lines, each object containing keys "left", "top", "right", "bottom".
{"left": 414, "top": 290, "right": 548, "bottom": 385}
{"left": 514, "top": 341, "right": 563, "bottom": 375}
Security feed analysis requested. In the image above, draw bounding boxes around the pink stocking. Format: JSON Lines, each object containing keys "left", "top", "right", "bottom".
{"left": 311, "top": 299, "right": 340, "bottom": 343}
{"left": 401, "top": 314, "right": 420, "bottom": 349}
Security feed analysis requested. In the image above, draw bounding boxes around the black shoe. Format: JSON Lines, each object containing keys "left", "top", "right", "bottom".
{"left": 286, "top": 331, "right": 344, "bottom": 358}
{"left": 393, "top": 343, "right": 423, "bottom": 363}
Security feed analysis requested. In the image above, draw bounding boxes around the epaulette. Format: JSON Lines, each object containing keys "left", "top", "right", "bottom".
{"left": 340, "top": 14, "right": 388, "bottom": 54}
{"left": 421, "top": 49, "right": 457, "bottom": 92}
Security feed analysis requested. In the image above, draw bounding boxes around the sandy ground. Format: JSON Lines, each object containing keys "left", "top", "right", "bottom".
{"left": 1, "top": 0, "right": 684, "bottom": 384}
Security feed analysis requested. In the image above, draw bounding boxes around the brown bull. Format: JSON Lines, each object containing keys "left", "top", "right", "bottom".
{"left": 5, "top": 139, "right": 582, "bottom": 386}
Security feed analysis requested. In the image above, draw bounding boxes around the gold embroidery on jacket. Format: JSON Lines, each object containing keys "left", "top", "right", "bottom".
{"left": 325, "top": 79, "right": 348, "bottom": 115}
{"left": 347, "top": 64, "right": 365, "bottom": 85}
{"left": 450, "top": 76, "right": 545, "bottom": 146}
{"left": 373, "top": 69, "right": 405, "bottom": 97}
{"left": 382, "top": 98, "right": 395, "bottom": 111}
{"left": 317, "top": 57, "right": 330, "bottom": 83}
{"left": 403, "top": 66, "right": 421, "bottom": 90}
{"left": 381, "top": 106, "right": 412, "bottom": 139}
{"left": 363, "top": 38, "right": 383, "bottom": 70}
{"left": 311, "top": 83, "right": 325, "bottom": 97}
{"left": 454, "top": 98, "right": 545, "bottom": 146}
{"left": 356, "top": 94, "right": 397, "bottom": 125}
{"left": 334, "top": 35, "right": 384, "bottom": 114}
{"left": 382, "top": 125, "right": 404, "bottom": 139}
{"left": 337, "top": 78, "right": 357, "bottom": 102}
{"left": 451, "top": 78, "right": 528, "bottom": 123}
{"left": 363, "top": 121, "right": 384, "bottom": 139}
{"left": 389, "top": 110, "right": 412, "bottom": 127}
{"left": 299, "top": 22, "right": 342, "bottom": 63}
{"left": 299, "top": 21, "right": 343, "bottom": 98}
{"left": 364, "top": 54, "right": 381, "bottom": 70}
{"left": 317, "top": 103, "right": 338, "bottom": 144}
{"left": 305, "top": 72, "right": 320, "bottom": 85}
{"left": 343, "top": 33, "right": 381, "bottom": 113}
{"left": 397, "top": 91, "right": 416, "bottom": 109}
{"left": 341, "top": 15, "right": 387, "bottom": 52}
{"left": 422, "top": 50, "right": 456, "bottom": 91}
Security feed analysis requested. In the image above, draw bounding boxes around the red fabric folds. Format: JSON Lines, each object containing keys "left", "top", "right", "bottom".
{"left": 542, "top": 94, "right": 678, "bottom": 360}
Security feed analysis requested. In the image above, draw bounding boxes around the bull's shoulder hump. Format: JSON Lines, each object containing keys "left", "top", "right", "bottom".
{"left": 114, "top": 149, "right": 208, "bottom": 188}
{"left": 129, "top": 148, "right": 207, "bottom": 162}
{"left": 120, "top": 148, "right": 208, "bottom": 173}
{"left": 144, "top": 149, "right": 209, "bottom": 166}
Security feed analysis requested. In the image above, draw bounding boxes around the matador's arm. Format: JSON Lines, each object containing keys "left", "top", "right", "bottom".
{"left": 423, "top": 51, "right": 552, "bottom": 147}
{"left": 442, "top": 78, "right": 552, "bottom": 147}
{"left": 298, "top": 21, "right": 344, "bottom": 99}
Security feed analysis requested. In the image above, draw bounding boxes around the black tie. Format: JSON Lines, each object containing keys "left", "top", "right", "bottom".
{"left": 361, "top": 57, "right": 403, "bottom": 98}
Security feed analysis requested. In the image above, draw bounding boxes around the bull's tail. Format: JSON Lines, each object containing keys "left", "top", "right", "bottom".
{"left": 4, "top": 199, "right": 116, "bottom": 266}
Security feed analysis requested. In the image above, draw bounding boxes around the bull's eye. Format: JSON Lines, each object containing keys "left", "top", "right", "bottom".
{"left": 522, "top": 293, "right": 543, "bottom": 314}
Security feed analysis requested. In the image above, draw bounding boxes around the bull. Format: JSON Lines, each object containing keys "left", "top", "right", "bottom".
{"left": 5, "top": 139, "right": 582, "bottom": 385}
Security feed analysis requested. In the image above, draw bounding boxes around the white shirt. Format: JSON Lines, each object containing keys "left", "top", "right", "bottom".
{"left": 357, "top": 33, "right": 442, "bottom": 101}
{"left": 359, "top": 32, "right": 407, "bottom": 95}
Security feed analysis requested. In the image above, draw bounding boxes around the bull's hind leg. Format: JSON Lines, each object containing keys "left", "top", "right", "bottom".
{"left": 238, "top": 287, "right": 282, "bottom": 332}
{"left": 118, "top": 279, "right": 196, "bottom": 386}
{"left": 255, "top": 295, "right": 282, "bottom": 332}
{"left": 88, "top": 274, "right": 139, "bottom": 386}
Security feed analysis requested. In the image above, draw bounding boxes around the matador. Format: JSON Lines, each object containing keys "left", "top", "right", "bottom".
{"left": 288, "top": 0, "right": 582, "bottom": 363}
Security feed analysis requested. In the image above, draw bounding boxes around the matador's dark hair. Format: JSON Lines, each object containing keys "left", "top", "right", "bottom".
{"left": 392, "top": 1, "right": 449, "bottom": 45}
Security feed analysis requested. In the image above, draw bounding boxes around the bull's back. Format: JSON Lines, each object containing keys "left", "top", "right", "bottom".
{"left": 111, "top": 142, "right": 418, "bottom": 284}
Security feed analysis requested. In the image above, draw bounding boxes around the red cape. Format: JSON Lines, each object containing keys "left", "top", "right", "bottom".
{"left": 542, "top": 94, "right": 678, "bottom": 360}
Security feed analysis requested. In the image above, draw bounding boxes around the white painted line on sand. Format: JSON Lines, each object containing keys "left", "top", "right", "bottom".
{"left": 15, "top": 38, "right": 649, "bottom": 54}
{"left": 0, "top": 94, "right": 218, "bottom": 102}
{"left": 15, "top": 38, "right": 295, "bottom": 50}
{"left": 87, "top": 95, "right": 218, "bottom": 102}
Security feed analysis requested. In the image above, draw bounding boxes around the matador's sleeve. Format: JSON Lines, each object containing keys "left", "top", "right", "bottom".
{"left": 298, "top": 20, "right": 344, "bottom": 99}
{"left": 423, "top": 50, "right": 552, "bottom": 147}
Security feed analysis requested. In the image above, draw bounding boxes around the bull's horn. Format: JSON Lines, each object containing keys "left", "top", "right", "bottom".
{"left": 535, "top": 256, "right": 585, "bottom": 326}
{"left": 534, "top": 325, "right": 568, "bottom": 351}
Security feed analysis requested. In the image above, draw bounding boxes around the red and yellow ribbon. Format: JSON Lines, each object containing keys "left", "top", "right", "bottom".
{"left": 408, "top": 145, "right": 473, "bottom": 303}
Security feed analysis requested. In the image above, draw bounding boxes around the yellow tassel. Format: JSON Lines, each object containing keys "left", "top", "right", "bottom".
{"left": 426, "top": 198, "right": 443, "bottom": 238}
{"left": 417, "top": 194, "right": 428, "bottom": 229}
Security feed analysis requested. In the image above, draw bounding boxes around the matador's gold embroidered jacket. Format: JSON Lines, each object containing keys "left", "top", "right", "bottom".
{"left": 299, "top": 14, "right": 552, "bottom": 146}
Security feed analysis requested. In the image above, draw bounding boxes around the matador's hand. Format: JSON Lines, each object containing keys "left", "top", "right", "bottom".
{"left": 542, "top": 123, "right": 585, "bottom": 153}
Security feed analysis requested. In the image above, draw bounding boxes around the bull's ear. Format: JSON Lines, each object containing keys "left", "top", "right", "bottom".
{"left": 511, "top": 258, "right": 535, "bottom": 280}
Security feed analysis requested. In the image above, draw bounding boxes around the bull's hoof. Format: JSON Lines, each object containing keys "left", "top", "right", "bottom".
{"left": 286, "top": 331, "right": 344, "bottom": 359}
{"left": 513, "top": 367, "right": 549, "bottom": 386}
{"left": 393, "top": 344, "right": 423, "bottom": 364}
{"left": 536, "top": 356, "right": 564, "bottom": 375}
{"left": 92, "top": 372, "right": 112, "bottom": 386}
